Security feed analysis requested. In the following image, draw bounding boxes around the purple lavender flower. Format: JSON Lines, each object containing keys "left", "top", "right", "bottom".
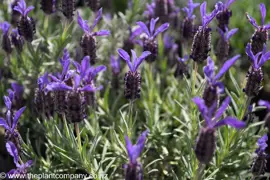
{"left": 40, "top": 0, "right": 56, "bottom": 14}
{"left": 216, "top": 0, "right": 235, "bottom": 31}
{"left": 137, "top": 18, "right": 169, "bottom": 62}
{"left": 246, "top": 3, "right": 270, "bottom": 55}
{"left": 244, "top": 43, "right": 270, "bottom": 97}
{"left": 190, "top": 1, "right": 223, "bottom": 63}
{"left": 78, "top": 8, "right": 110, "bottom": 64}
{"left": 124, "top": 130, "right": 148, "bottom": 180}
{"left": 34, "top": 72, "right": 55, "bottom": 118}
{"left": 203, "top": 55, "right": 240, "bottom": 107}
{"left": 6, "top": 141, "right": 33, "bottom": 175}
{"left": 13, "top": 0, "right": 35, "bottom": 42}
{"left": 123, "top": 27, "right": 143, "bottom": 53}
{"left": 7, "top": 82, "right": 24, "bottom": 110}
{"left": 251, "top": 134, "right": 268, "bottom": 176}
{"left": 118, "top": 49, "right": 151, "bottom": 100}
{"left": 144, "top": 2, "right": 155, "bottom": 20}
{"left": 193, "top": 96, "right": 245, "bottom": 164}
{"left": 110, "top": 55, "right": 121, "bottom": 89}
{"left": 11, "top": 29, "right": 24, "bottom": 53}
{"left": 174, "top": 55, "right": 190, "bottom": 78}
{"left": 62, "top": 0, "right": 75, "bottom": 19}
{"left": 181, "top": 0, "right": 200, "bottom": 40}
{"left": 0, "top": 96, "right": 25, "bottom": 151}
{"left": 11, "top": 0, "right": 21, "bottom": 25}
{"left": 0, "top": 21, "right": 12, "bottom": 54}
{"left": 215, "top": 28, "right": 238, "bottom": 63}
{"left": 86, "top": 0, "right": 100, "bottom": 12}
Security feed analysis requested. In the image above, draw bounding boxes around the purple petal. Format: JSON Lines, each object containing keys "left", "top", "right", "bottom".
{"left": 200, "top": 2, "right": 207, "bottom": 20}
{"left": 226, "top": 28, "right": 238, "bottom": 40}
{"left": 214, "top": 117, "right": 246, "bottom": 129}
{"left": 0, "top": 21, "right": 11, "bottom": 34}
{"left": 6, "top": 141, "right": 19, "bottom": 165}
{"left": 125, "top": 135, "right": 135, "bottom": 163}
{"left": 258, "top": 51, "right": 270, "bottom": 67}
{"left": 91, "top": 65, "right": 106, "bottom": 79}
{"left": 6, "top": 111, "right": 12, "bottom": 128}
{"left": 134, "top": 51, "right": 151, "bottom": 71}
{"left": 12, "top": 106, "right": 26, "bottom": 132}
{"left": 13, "top": 6, "right": 23, "bottom": 15}
{"left": 4, "top": 96, "right": 12, "bottom": 110}
{"left": 49, "top": 74, "right": 60, "bottom": 82}
{"left": 80, "top": 56, "right": 90, "bottom": 77}
{"left": 61, "top": 60, "right": 70, "bottom": 80}
{"left": 150, "top": 18, "right": 159, "bottom": 35}
{"left": 59, "top": 48, "right": 70, "bottom": 66}
{"left": 153, "top": 23, "right": 169, "bottom": 38}
{"left": 117, "top": 48, "right": 133, "bottom": 71}
{"left": 7, "top": 89, "right": 15, "bottom": 102}
{"left": 215, "top": 82, "right": 225, "bottom": 94}
{"left": 110, "top": 55, "right": 120, "bottom": 74}
{"left": 203, "top": 57, "right": 215, "bottom": 82}
{"left": 130, "top": 27, "right": 143, "bottom": 40}
{"left": 245, "top": 43, "right": 256, "bottom": 66}
{"left": 24, "top": 6, "right": 34, "bottom": 17}
{"left": 178, "top": 55, "right": 189, "bottom": 63}
{"left": 24, "top": 160, "right": 33, "bottom": 168}
{"left": 74, "top": 74, "right": 81, "bottom": 90}
{"left": 246, "top": 13, "right": 259, "bottom": 29}
{"left": 135, "top": 130, "right": 148, "bottom": 155}
{"left": 77, "top": 12, "right": 90, "bottom": 33}
{"left": 11, "top": 83, "right": 24, "bottom": 98}
{"left": 136, "top": 21, "right": 150, "bottom": 37}
{"left": 260, "top": 3, "right": 266, "bottom": 25}
{"left": 214, "top": 54, "right": 240, "bottom": 81}
{"left": 192, "top": 97, "right": 211, "bottom": 126}
{"left": 214, "top": 96, "right": 231, "bottom": 122}
{"left": 93, "top": 30, "right": 110, "bottom": 36}
{"left": 257, "top": 134, "right": 268, "bottom": 152}
{"left": 0, "top": 118, "right": 8, "bottom": 130}
{"left": 259, "top": 100, "right": 270, "bottom": 110}
{"left": 131, "top": 50, "right": 137, "bottom": 70}
{"left": 90, "top": 8, "right": 103, "bottom": 31}
{"left": 45, "top": 83, "right": 72, "bottom": 94}
{"left": 217, "top": 27, "right": 225, "bottom": 39}
{"left": 263, "top": 23, "right": 270, "bottom": 30}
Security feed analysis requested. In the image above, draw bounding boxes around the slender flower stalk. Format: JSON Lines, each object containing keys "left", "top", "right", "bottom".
{"left": 13, "top": 0, "right": 36, "bottom": 42}
{"left": 216, "top": 0, "right": 235, "bottom": 31}
{"left": 124, "top": 130, "right": 149, "bottom": 180}
{"left": 244, "top": 43, "right": 270, "bottom": 97}
{"left": 137, "top": 18, "right": 169, "bottom": 62}
{"left": 77, "top": 8, "right": 110, "bottom": 64}
{"left": 6, "top": 141, "right": 33, "bottom": 175}
{"left": 193, "top": 96, "right": 245, "bottom": 164}
{"left": 246, "top": 3, "right": 270, "bottom": 55}
{"left": 251, "top": 134, "right": 268, "bottom": 177}
{"left": 118, "top": 49, "right": 151, "bottom": 100}
{"left": 215, "top": 28, "right": 238, "bottom": 63}
{"left": 203, "top": 55, "right": 240, "bottom": 107}
{"left": 182, "top": 0, "right": 200, "bottom": 41}
{"left": 190, "top": 1, "right": 223, "bottom": 63}
{"left": 0, "top": 21, "right": 12, "bottom": 54}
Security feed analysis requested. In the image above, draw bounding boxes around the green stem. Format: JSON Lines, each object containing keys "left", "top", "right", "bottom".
{"left": 128, "top": 100, "right": 134, "bottom": 136}
{"left": 192, "top": 62, "right": 198, "bottom": 96}
{"left": 194, "top": 162, "right": 205, "bottom": 180}
{"left": 75, "top": 123, "right": 82, "bottom": 151}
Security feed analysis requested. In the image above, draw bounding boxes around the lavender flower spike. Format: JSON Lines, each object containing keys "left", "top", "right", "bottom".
{"left": 216, "top": 0, "right": 235, "bottom": 31}
{"left": 246, "top": 3, "right": 270, "bottom": 55}
{"left": 78, "top": 8, "right": 110, "bottom": 64}
{"left": 244, "top": 43, "right": 270, "bottom": 97}
{"left": 251, "top": 134, "right": 268, "bottom": 176}
{"left": 137, "top": 18, "right": 169, "bottom": 62}
{"left": 190, "top": 1, "right": 223, "bottom": 63}
{"left": 13, "top": 0, "right": 35, "bottom": 42}
{"left": 124, "top": 130, "right": 149, "bottom": 180}
{"left": 0, "top": 21, "right": 12, "bottom": 54}
{"left": 6, "top": 141, "right": 33, "bottom": 175}
{"left": 182, "top": 0, "right": 200, "bottom": 19}
{"left": 118, "top": 49, "right": 151, "bottom": 100}
{"left": 193, "top": 96, "right": 245, "bottom": 164}
{"left": 203, "top": 55, "right": 240, "bottom": 107}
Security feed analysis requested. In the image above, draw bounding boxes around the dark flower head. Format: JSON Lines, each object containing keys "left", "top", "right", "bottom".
{"left": 217, "top": 27, "right": 238, "bottom": 41}
{"left": 77, "top": 8, "right": 110, "bottom": 36}
{"left": 204, "top": 55, "right": 240, "bottom": 93}
{"left": 118, "top": 49, "right": 151, "bottom": 72}
{"left": 256, "top": 134, "right": 268, "bottom": 154}
{"left": 6, "top": 141, "right": 33, "bottom": 175}
{"left": 125, "top": 130, "right": 149, "bottom": 165}
{"left": 193, "top": 96, "right": 245, "bottom": 129}
{"left": 0, "top": 21, "right": 11, "bottom": 35}
{"left": 200, "top": 1, "right": 223, "bottom": 27}
{"left": 13, "top": 0, "right": 34, "bottom": 17}
{"left": 246, "top": 43, "right": 270, "bottom": 69}
{"left": 136, "top": 18, "right": 169, "bottom": 40}
{"left": 110, "top": 55, "right": 121, "bottom": 75}
{"left": 246, "top": 3, "right": 270, "bottom": 30}
{"left": 182, "top": 0, "right": 200, "bottom": 19}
